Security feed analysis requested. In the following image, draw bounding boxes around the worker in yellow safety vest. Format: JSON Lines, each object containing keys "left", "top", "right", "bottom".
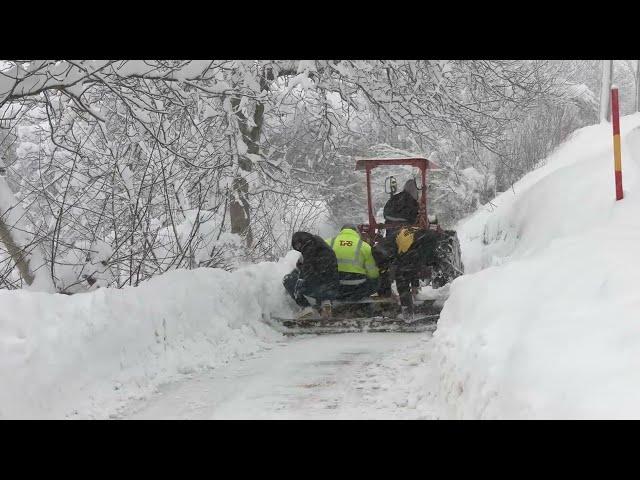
{"left": 325, "top": 225, "right": 379, "bottom": 301}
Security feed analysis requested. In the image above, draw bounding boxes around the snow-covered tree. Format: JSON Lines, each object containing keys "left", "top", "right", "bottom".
{"left": 600, "top": 60, "right": 613, "bottom": 122}
{"left": 0, "top": 59, "right": 597, "bottom": 291}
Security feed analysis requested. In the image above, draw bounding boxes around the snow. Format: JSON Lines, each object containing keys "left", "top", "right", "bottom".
{"left": 236, "top": 137, "right": 248, "bottom": 155}
{"left": 151, "top": 208, "right": 246, "bottom": 270}
{"left": 0, "top": 252, "right": 298, "bottom": 419}
{"left": 0, "top": 61, "right": 111, "bottom": 103}
{"left": 424, "top": 113, "right": 640, "bottom": 418}
{"left": 119, "top": 333, "right": 435, "bottom": 419}
{"left": 173, "top": 61, "right": 212, "bottom": 81}
{"left": 53, "top": 239, "right": 116, "bottom": 293}
{"left": 561, "top": 82, "right": 598, "bottom": 108}
{"left": 6, "top": 109, "right": 640, "bottom": 419}
{"left": 296, "top": 60, "right": 317, "bottom": 74}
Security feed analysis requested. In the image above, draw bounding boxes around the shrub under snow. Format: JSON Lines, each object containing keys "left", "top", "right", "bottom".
{"left": 0, "top": 252, "right": 298, "bottom": 419}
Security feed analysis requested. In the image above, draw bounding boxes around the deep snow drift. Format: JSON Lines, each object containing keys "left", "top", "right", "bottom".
{"left": 0, "top": 252, "right": 298, "bottom": 419}
{"left": 423, "top": 113, "right": 640, "bottom": 418}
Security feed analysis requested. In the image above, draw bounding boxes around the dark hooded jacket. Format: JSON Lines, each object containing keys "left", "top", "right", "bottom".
{"left": 383, "top": 179, "right": 419, "bottom": 224}
{"left": 291, "top": 231, "right": 340, "bottom": 286}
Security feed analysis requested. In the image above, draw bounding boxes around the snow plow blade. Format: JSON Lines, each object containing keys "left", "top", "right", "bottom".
{"left": 265, "top": 296, "right": 445, "bottom": 335}
{"left": 266, "top": 314, "right": 438, "bottom": 336}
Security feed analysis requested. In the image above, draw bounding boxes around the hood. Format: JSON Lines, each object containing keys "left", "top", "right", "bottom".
{"left": 291, "top": 231, "right": 315, "bottom": 252}
{"left": 403, "top": 179, "right": 418, "bottom": 201}
{"left": 339, "top": 228, "right": 360, "bottom": 237}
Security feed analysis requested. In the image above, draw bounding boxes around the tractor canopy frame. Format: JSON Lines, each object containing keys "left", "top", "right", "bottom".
{"left": 354, "top": 157, "right": 439, "bottom": 245}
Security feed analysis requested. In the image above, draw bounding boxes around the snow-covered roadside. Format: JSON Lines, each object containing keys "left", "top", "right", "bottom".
{"left": 422, "top": 113, "right": 640, "bottom": 418}
{"left": 0, "top": 252, "right": 298, "bottom": 419}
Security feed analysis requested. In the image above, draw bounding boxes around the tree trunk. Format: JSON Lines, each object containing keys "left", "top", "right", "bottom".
{"left": 228, "top": 93, "right": 266, "bottom": 248}
{"left": 600, "top": 60, "right": 613, "bottom": 122}
{"left": 0, "top": 177, "right": 53, "bottom": 290}
{"left": 0, "top": 216, "right": 35, "bottom": 285}
{"left": 229, "top": 176, "right": 252, "bottom": 247}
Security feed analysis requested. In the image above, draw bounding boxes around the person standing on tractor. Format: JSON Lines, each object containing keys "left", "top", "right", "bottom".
{"left": 373, "top": 226, "right": 443, "bottom": 321}
{"left": 393, "top": 226, "right": 442, "bottom": 319}
{"left": 383, "top": 179, "right": 419, "bottom": 239}
{"left": 283, "top": 231, "right": 340, "bottom": 319}
{"left": 325, "top": 225, "right": 379, "bottom": 301}
{"left": 380, "top": 178, "right": 421, "bottom": 296}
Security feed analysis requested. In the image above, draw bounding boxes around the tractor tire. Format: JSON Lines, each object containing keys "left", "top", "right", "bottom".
{"left": 432, "top": 230, "right": 464, "bottom": 287}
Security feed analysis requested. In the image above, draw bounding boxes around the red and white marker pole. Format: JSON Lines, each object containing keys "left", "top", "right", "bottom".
{"left": 611, "top": 86, "right": 623, "bottom": 200}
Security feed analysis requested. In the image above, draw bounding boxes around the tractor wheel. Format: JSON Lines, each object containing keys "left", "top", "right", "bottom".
{"left": 432, "top": 230, "right": 464, "bottom": 288}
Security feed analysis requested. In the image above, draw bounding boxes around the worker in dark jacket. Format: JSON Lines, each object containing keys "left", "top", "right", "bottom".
{"left": 393, "top": 226, "right": 441, "bottom": 317}
{"left": 283, "top": 231, "right": 340, "bottom": 318}
{"left": 372, "top": 226, "right": 443, "bottom": 321}
{"left": 383, "top": 179, "right": 419, "bottom": 238}
{"left": 380, "top": 178, "right": 422, "bottom": 300}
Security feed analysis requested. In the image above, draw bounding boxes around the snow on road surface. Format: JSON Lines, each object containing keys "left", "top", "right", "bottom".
{"left": 119, "top": 333, "right": 440, "bottom": 420}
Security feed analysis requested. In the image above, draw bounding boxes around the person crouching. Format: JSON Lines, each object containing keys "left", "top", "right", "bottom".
{"left": 283, "top": 231, "right": 340, "bottom": 319}
{"left": 325, "top": 225, "right": 379, "bottom": 301}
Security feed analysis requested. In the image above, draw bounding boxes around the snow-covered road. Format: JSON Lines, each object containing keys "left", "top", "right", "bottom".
{"left": 118, "top": 332, "right": 439, "bottom": 420}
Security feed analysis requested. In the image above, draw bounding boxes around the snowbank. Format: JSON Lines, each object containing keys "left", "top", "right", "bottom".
{"left": 0, "top": 252, "right": 298, "bottom": 419}
{"left": 428, "top": 113, "right": 640, "bottom": 418}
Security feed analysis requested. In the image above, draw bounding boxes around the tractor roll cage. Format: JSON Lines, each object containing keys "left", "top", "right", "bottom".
{"left": 354, "top": 157, "right": 438, "bottom": 244}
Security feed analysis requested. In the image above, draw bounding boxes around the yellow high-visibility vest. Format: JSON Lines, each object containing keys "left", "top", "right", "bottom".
{"left": 325, "top": 229, "right": 379, "bottom": 279}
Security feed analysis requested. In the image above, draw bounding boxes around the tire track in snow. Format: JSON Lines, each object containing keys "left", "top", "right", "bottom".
{"left": 117, "top": 333, "right": 439, "bottom": 419}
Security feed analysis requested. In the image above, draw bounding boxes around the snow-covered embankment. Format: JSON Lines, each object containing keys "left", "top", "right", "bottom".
{"left": 429, "top": 113, "right": 640, "bottom": 418}
{"left": 0, "top": 253, "right": 298, "bottom": 418}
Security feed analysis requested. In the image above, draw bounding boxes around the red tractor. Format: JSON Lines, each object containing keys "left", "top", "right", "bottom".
{"left": 267, "top": 157, "right": 464, "bottom": 335}
{"left": 355, "top": 157, "right": 463, "bottom": 289}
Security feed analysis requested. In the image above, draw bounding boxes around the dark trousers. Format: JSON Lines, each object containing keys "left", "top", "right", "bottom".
{"left": 372, "top": 236, "right": 423, "bottom": 308}
{"left": 395, "top": 260, "right": 417, "bottom": 312}
{"left": 336, "top": 277, "right": 379, "bottom": 301}
{"left": 375, "top": 262, "right": 416, "bottom": 308}
{"left": 395, "top": 232, "right": 441, "bottom": 309}
{"left": 372, "top": 236, "right": 397, "bottom": 296}
{"left": 283, "top": 269, "right": 338, "bottom": 308}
